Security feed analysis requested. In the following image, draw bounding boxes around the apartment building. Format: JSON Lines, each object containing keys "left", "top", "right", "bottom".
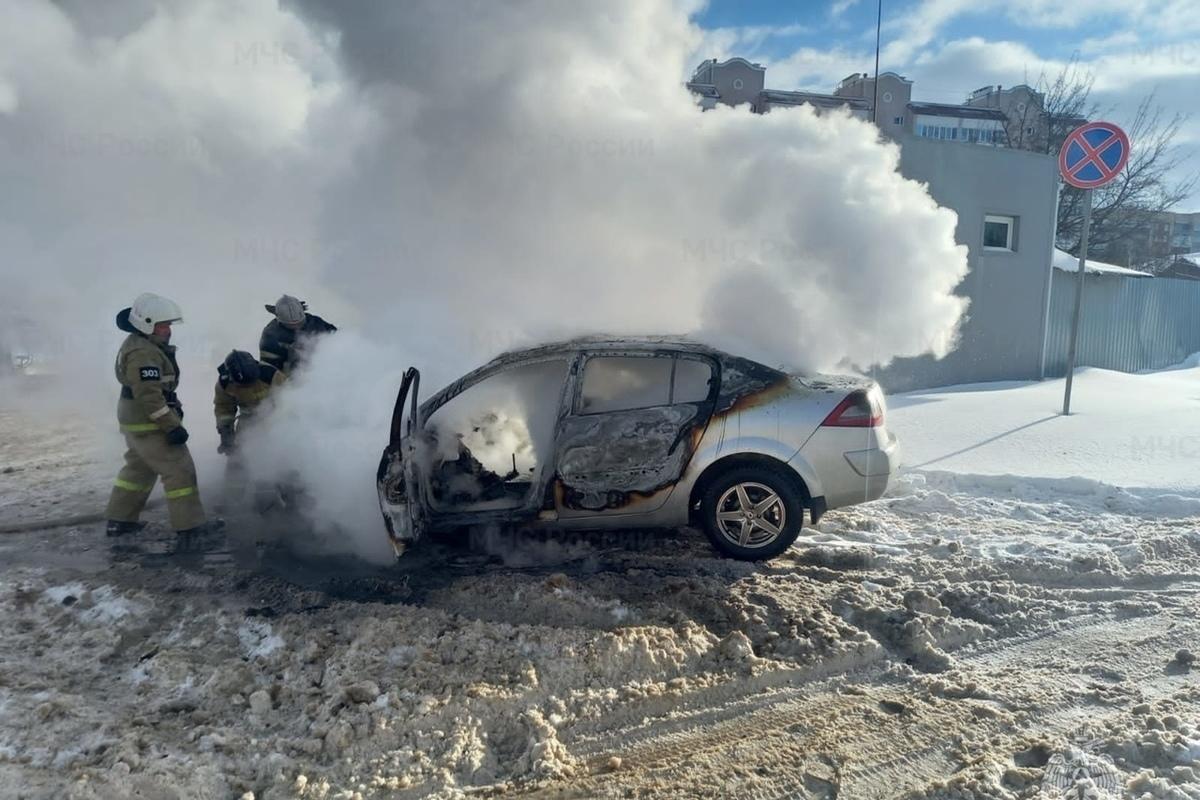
{"left": 689, "top": 60, "right": 1075, "bottom": 150}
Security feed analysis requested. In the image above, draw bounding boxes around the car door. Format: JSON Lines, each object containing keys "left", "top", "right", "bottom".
{"left": 552, "top": 350, "right": 718, "bottom": 517}
{"left": 415, "top": 355, "right": 574, "bottom": 526}
{"left": 377, "top": 367, "right": 426, "bottom": 554}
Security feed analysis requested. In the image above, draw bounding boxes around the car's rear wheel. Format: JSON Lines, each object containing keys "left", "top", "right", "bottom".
{"left": 699, "top": 466, "right": 804, "bottom": 560}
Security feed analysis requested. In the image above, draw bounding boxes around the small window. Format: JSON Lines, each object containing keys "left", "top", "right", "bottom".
{"left": 732, "top": 78, "right": 744, "bottom": 90}
{"left": 983, "top": 214, "right": 1017, "bottom": 251}
{"left": 882, "top": 91, "right": 893, "bottom": 103}
{"left": 893, "top": 115, "right": 904, "bottom": 125}
{"left": 1025, "top": 126, "right": 1035, "bottom": 135}
{"left": 673, "top": 359, "right": 714, "bottom": 403}
{"left": 580, "top": 356, "right": 671, "bottom": 414}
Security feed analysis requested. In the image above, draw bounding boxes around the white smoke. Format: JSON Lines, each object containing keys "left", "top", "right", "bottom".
{"left": 0, "top": 0, "right": 968, "bottom": 558}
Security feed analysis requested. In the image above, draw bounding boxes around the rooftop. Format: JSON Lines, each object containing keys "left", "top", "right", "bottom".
{"left": 907, "top": 102, "right": 1009, "bottom": 121}
{"left": 760, "top": 90, "right": 870, "bottom": 111}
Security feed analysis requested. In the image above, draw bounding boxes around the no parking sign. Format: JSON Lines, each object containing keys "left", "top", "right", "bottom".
{"left": 1059, "top": 121, "right": 1131, "bottom": 415}
{"left": 1059, "top": 122, "right": 1130, "bottom": 190}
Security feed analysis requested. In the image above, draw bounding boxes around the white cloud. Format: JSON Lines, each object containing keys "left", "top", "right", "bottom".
{"left": 765, "top": 46, "right": 873, "bottom": 92}
{"left": 831, "top": 0, "right": 861, "bottom": 18}
{"left": 691, "top": 22, "right": 808, "bottom": 69}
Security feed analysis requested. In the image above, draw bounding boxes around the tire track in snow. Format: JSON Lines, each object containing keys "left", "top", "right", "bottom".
{"left": 521, "top": 600, "right": 1200, "bottom": 798}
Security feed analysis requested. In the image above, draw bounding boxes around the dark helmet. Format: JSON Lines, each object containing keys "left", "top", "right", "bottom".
{"left": 223, "top": 350, "right": 260, "bottom": 385}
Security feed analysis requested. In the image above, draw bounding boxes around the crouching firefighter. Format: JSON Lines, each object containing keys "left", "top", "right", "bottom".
{"left": 213, "top": 350, "right": 286, "bottom": 508}
{"left": 105, "top": 293, "right": 222, "bottom": 537}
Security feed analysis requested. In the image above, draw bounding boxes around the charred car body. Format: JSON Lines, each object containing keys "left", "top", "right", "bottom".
{"left": 377, "top": 337, "right": 898, "bottom": 560}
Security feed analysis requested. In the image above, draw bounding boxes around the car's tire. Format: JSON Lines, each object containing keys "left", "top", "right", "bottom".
{"left": 699, "top": 465, "right": 804, "bottom": 560}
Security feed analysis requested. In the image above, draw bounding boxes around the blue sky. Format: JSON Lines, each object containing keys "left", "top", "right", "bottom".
{"left": 691, "top": 0, "right": 1200, "bottom": 209}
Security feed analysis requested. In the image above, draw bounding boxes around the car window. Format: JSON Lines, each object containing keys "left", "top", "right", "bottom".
{"left": 673, "top": 358, "right": 713, "bottom": 403}
{"left": 580, "top": 356, "right": 672, "bottom": 414}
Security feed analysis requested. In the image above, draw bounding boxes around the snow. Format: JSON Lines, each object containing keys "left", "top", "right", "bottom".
{"left": 2, "top": 360, "right": 1200, "bottom": 798}
{"left": 1052, "top": 247, "right": 1153, "bottom": 277}
{"left": 888, "top": 364, "right": 1200, "bottom": 491}
{"left": 237, "top": 619, "right": 285, "bottom": 659}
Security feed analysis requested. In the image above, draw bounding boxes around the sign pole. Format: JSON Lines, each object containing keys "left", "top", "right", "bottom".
{"left": 1056, "top": 119, "right": 1129, "bottom": 414}
{"left": 1061, "top": 187, "right": 1092, "bottom": 415}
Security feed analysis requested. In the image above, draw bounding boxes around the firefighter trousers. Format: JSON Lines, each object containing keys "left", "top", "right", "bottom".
{"left": 105, "top": 431, "right": 206, "bottom": 531}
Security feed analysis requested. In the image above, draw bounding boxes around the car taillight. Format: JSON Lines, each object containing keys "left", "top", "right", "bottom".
{"left": 821, "top": 389, "right": 883, "bottom": 428}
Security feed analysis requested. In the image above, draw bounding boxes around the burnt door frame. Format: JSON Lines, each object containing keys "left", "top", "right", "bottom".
{"left": 415, "top": 352, "right": 580, "bottom": 529}
{"left": 552, "top": 349, "right": 720, "bottom": 518}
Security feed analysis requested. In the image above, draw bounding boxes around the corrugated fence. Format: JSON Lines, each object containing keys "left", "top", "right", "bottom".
{"left": 1043, "top": 269, "right": 1200, "bottom": 376}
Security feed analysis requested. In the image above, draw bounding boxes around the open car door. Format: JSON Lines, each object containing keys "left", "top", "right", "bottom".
{"left": 376, "top": 367, "right": 426, "bottom": 556}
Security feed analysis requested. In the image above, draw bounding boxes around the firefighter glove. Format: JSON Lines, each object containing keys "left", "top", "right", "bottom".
{"left": 166, "top": 426, "right": 190, "bottom": 446}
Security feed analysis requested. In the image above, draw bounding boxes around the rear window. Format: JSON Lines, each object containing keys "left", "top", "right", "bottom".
{"left": 673, "top": 358, "right": 713, "bottom": 403}
{"left": 579, "top": 355, "right": 715, "bottom": 413}
{"left": 580, "top": 356, "right": 672, "bottom": 413}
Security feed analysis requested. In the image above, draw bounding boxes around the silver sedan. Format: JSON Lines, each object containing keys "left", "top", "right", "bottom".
{"left": 378, "top": 337, "right": 898, "bottom": 560}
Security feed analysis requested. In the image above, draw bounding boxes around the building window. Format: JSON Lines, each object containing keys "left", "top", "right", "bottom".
{"left": 732, "top": 78, "right": 744, "bottom": 90}
{"left": 882, "top": 91, "right": 893, "bottom": 103}
{"left": 983, "top": 214, "right": 1017, "bottom": 252}
{"left": 893, "top": 115, "right": 904, "bottom": 125}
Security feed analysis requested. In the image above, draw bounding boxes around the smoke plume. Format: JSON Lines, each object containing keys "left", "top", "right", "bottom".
{"left": 0, "top": 0, "right": 968, "bottom": 558}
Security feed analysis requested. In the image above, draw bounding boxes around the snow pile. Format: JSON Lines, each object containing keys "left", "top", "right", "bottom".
{"left": 1053, "top": 248, "right": 1153, "bottom": 277}
{"left": 2, "top": 442, "right": 1199, "bottom": 797}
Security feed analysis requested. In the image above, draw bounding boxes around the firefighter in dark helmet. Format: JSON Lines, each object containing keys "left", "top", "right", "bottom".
{"left": 259, "top": 294, "right": 336, "bottom": 376}
{"left": 213, "top": 350, "right": 287, "bottom": 510}
{"left": 213, "top": 350, "right": 286, "bottom": 454}
{"left": 105, "top": 293, "right": 221, "bottom": 537}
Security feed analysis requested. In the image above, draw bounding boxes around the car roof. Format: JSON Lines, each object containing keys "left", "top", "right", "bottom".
{"left": 487, "top": 335, "right": 729, "bottom": 365}
{"left": 417, "top": 335, "right": 788, "bottom": 421}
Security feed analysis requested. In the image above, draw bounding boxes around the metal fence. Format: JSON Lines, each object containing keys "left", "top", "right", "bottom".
{"left": 1043, "top": 269, "right": 1200, "bottom": 377}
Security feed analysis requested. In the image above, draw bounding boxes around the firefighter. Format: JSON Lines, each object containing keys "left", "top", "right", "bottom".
{"left": 214, "top": 349, "right": 285, "bottom": 453}
{"left": 105, "top": 293, "right": 220, "bottom": 537}
{"left": 214, "top": 349, "right": 286, "bottom": 511}
{"left": 259, "top": 294, "right": 336, "bottom": 376}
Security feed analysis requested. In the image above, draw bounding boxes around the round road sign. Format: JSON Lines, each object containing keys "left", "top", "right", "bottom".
{"left": 1059, "top": 121, "right": 1130, "bottom": 190}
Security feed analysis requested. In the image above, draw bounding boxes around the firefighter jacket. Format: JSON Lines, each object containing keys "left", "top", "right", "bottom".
{"left": 114, "top": 328, "right": 184, "bottom": 435}
{"left": 214, "top": 364, "right": 286, "bottom": 436}
{"left": 258, "top": 314, "right": 336, "bottom": 375}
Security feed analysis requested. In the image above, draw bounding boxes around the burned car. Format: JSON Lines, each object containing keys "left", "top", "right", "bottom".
{"left": 377, "top": 337, "right": 898, "bottom": 560}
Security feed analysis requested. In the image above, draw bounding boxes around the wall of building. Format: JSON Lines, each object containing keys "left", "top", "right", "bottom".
{"left": 704, "top": 59, "right": 764, "bottom": 109}
{"left": 874, "top": 136, "right": 1061, "bottom": 392}
{"left": 834, "top": 73, "right": 910, "bottom": 137}
{"left": 965, "top": 85, "right": 1048, "bottom": 150}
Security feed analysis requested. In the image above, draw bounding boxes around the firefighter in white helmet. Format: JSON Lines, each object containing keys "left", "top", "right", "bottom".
{"left": 104, "top": 293, "right": 221, "bottom": 538}
{"left": 259, "top": 294, "right": 337, "bottom": 376}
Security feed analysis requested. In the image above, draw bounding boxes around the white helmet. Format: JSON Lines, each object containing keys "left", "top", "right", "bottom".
{"left": 129, "top": 293, "right": 183, "bottom": 335}
{"left": 267, "top": 294, "right": 307, "bottom": 326}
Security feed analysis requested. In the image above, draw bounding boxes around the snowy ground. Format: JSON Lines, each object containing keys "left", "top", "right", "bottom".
{"left": 888, "top": 364, "right": 1200, "bottom": 492}
{"left": 1, "top": 368, "right": 1199, "bottom": 799}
